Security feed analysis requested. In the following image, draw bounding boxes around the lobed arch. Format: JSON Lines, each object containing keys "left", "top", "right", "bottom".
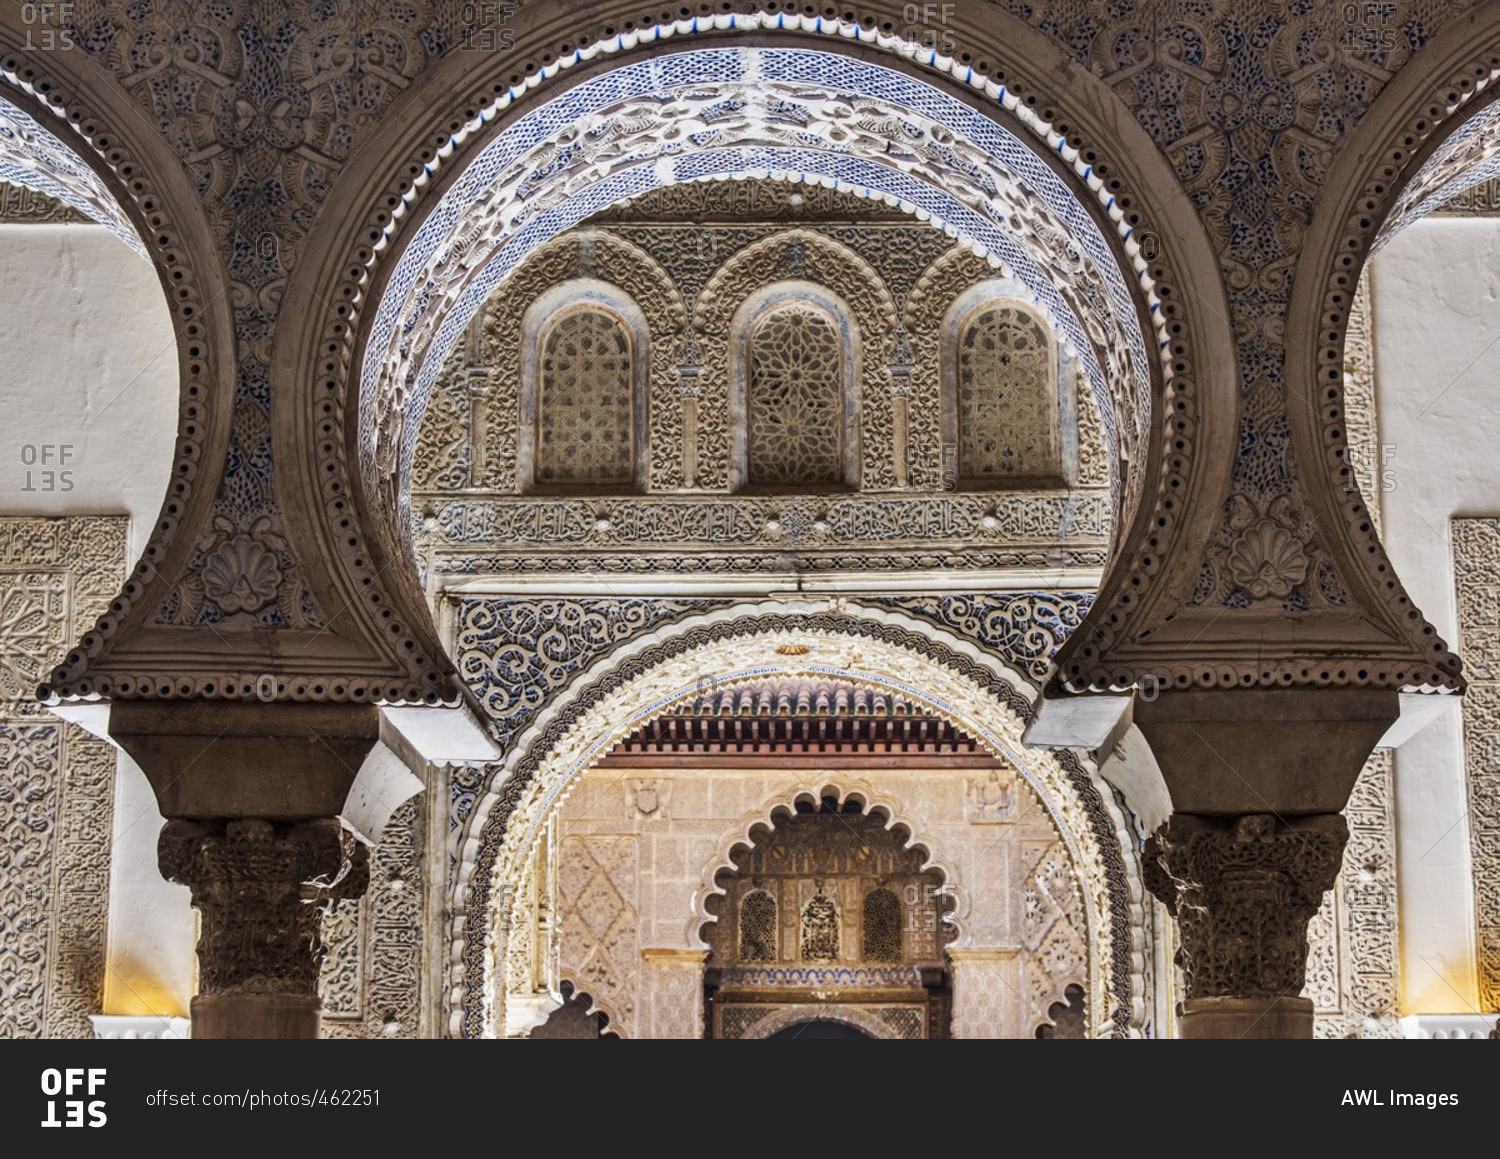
{"left": 0, "top": 39, "right": 237, "bottom": 704}
{"left": 1279, "top": 12, "right": 1500, "bottom": 696}
{"left": 448, "top": 601, "right": 1147, "bottom": 1039}
{"left": 267, "top": 12, "right": 1235, "bottom": 710}
{"left": 686, "top": 777, "right": 961, "bottom": 952}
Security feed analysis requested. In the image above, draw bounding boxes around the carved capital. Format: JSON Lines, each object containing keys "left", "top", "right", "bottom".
{"left": 159, "top": 818, "right": 369, "bottom": 999}
{"left": 1144, "top": 813, "right": 1348, "bottom": 1000}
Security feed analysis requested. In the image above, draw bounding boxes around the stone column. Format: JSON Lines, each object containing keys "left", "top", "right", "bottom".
{"left": 1133, "top": 687, "right": 1397, "bottom": 1040}
{"left": 159, "top": 818, "right": 368, "bottom": 1039}
{"left": 110, "top": 701, "right": 387, "bottom": 1039}
{"left": 1143, "top": 813, "right": 1346, "bottom": 1039}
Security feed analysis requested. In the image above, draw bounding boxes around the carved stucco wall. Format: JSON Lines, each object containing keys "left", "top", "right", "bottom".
{"left": 1450, "top": 519, "right": 1500, "bottom": 1013}
{"left": 0, "top": 516, "right": 124, "bottom": 1037}
{"left": 1307, "top": 749, "right": 1402, "bottom": 1038}
{"left": 520, "top": 766, "right": 1087, "bottom": 1039}
{"left": 411, "top": 197, "right": 1113, "bottom": 578}
{"left": 318, "top": 800, "right": 423, "bottom": 1040}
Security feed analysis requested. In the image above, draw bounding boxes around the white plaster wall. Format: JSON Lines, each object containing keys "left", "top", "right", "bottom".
{"left": 1369, "top": 216, "right": 1500, "bottom": 1014}
{"left": 0, "top": 223, "right": 195, "bottom": 1020}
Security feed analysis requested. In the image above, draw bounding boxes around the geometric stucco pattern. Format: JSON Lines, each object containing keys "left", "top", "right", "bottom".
{"left": 556, "top": 835, "right": 638, "bottom": 1038}
{"left": 0, "top": 516, "right": 125, "bottom": 1037}
{"left": 1022, "top": 839, "right": 1089, "bottom": 1035}
{"left": 1451, "top": 518, "right": 1500, "bottom": 1012}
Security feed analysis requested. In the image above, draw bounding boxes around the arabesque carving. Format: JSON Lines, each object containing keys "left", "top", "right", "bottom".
{"left": 0, "top": 516, "right": 124, "bottom": 1038}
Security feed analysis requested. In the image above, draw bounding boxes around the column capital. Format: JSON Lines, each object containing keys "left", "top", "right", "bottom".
{"left": 1146, "top": 812, "right": 1347, "bottom": 1008}
{"left": 159, "top": 817, "right": 369, "bottom": 1038}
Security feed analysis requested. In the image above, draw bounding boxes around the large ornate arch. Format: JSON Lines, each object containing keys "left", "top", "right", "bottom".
{"left": 265, "top": 10, "right": 1234, "bottom": 715}
{"left": 696, "top": 229, "right": 894, "bottom": 489}
{"left": 1279, "top": 16, "right": 1500, "bottom": 697}
{"left": 448, "top": 602, "right": 1146, "bottom": 1039}
{"left": 0, "top": 40, "right": 237, "bottom": 704}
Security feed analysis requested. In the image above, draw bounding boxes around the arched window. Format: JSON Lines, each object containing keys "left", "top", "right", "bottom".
{"left": 954, "top": 303, "right": 1060, "bottom": 485}
{"left": 533, "top": 306, "right": 637, "bottom": 488}
{"left": 801, "top": 890, "right": 840, "bottom": 962}
{"left": 862, "top": 887, "right": 902, "bottom": 963}
{"left": 738, "top": 889, "right": 777, "bottom": 962}
{"left": 746, "top": 303, "right": 846, "bottom": 487}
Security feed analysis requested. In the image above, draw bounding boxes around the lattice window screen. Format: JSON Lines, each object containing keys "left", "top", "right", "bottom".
{"left": 747, "top": 305, "right": 845, "bottom": 486}
{"left": 862, "top": 888, "right": 902, "bottom": 963}
{"left": 537, "top": 309, "right": 635, "bottom": 486}
{"left": 801, "top": 892, "right": 840, "bottom": 962}
{"left": 957, "top": 306, "right": 1058, "bottom": 482}
{"left": 739, "top": 890, "right": 778, "bottom": 962}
